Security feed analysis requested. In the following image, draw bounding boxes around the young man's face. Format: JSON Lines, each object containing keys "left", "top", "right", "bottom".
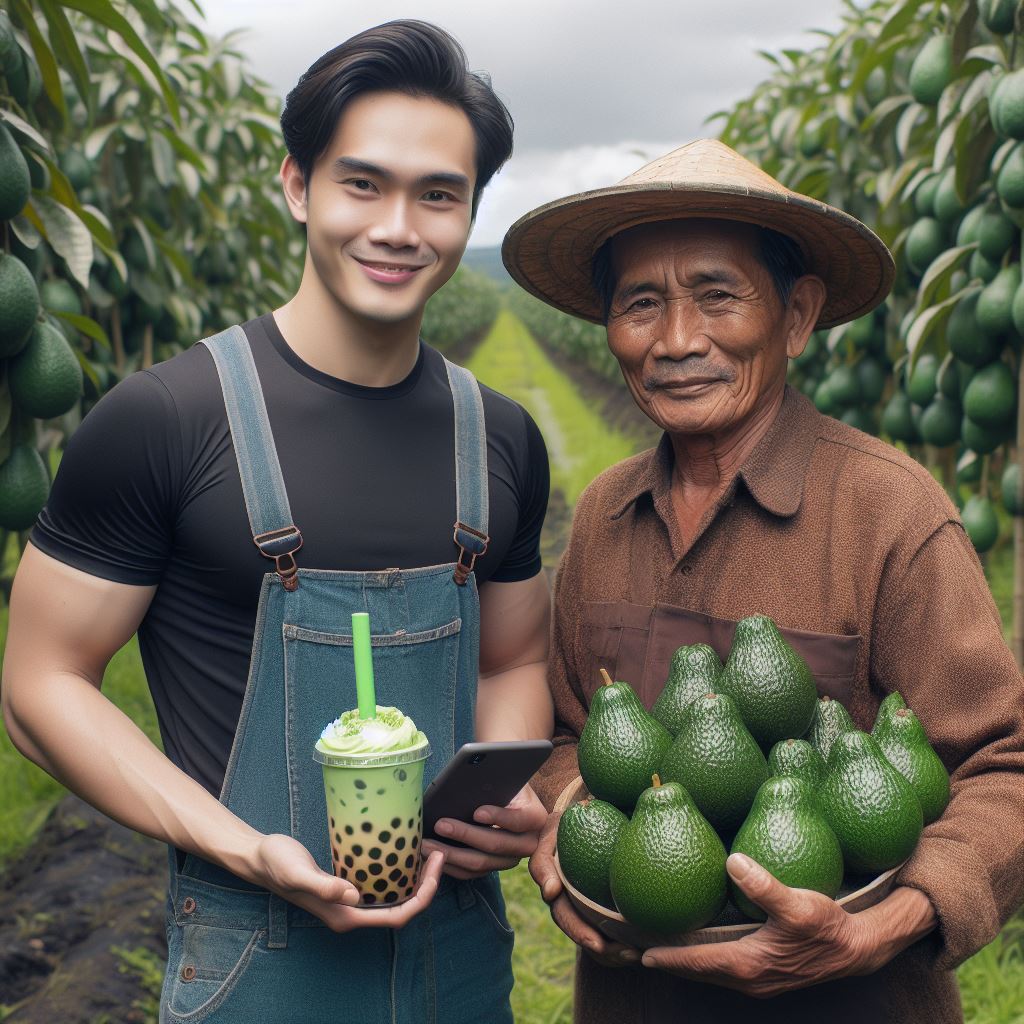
{"left": 284, "top": 91, "right": 477, "bottom": 329}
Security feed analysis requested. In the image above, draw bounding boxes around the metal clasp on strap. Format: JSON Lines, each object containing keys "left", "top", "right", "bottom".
{"left": 253, "top": 525, "right": 304, "bottom": 591}
{"left": 452, "top": 521, "right": 489, "bottom": 586}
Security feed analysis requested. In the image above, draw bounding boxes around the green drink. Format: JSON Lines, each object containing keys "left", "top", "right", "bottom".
{"left": 314, "top": 706, "right": 431, "bottom": 906}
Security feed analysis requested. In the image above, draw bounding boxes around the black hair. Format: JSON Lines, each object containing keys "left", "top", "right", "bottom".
{"left": 592, "top": 222, "right": 808, "bottom": 321}
{"left": 280, "top": 20, "right": 513, "bottom": 216}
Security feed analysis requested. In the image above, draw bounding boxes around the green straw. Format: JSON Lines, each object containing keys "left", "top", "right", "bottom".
{"left": 352, "top": 612, "right": 376, "bottom": 720}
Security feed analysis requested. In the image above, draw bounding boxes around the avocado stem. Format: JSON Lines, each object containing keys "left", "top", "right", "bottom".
{"left": 652, "top": 773, "right": 662, "bottom": 788}
{"left": 599, "top": 668, "right": 614, "bottom": 687}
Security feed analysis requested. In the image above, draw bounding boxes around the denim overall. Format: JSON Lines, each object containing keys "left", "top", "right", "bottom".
{"left": 159, "top": 326, "right": 515, "bottom": 1024}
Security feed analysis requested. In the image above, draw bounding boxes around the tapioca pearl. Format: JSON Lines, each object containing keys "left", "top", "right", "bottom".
{"left": 355, "top": 779, "right": 366, "bottom": 790}
{"left": 328, "top": 787, "right": 336, "bottom": 796}
{"left": 385, "top": 853, "right": 399, "bottom": 867}
{"left": 385, "top": 892, "right": 399, "bottom": 904}
{"left": 368, "top": 846, "right": 381, "bottom": 859}
{"left": 378, "top": 831, "right": 392, "bottom": 843}
{"left": 373, "top": 879, "right": 388, "bottom": 893}
{"left": 363, "top": 894, "right": 377, "bottom": 905}
{"left": 398, "top": 874, "right": 409, "bottom": 887}
{"left": 329, "top": 817, "right": 335, "bottom": 829}
{"left": 361, "top": 807, "right": 369, "bottom": 814}
{"left": 361, "top": 822, "right": 373, "bottom": 833}
{"left": 352, "top": 844, "right": 363, "bottom": 856}
{"left": 344, "top": 854, "right": 354, "bottom": 868}
{"left": 407, "top": 818, "right": 414, "bottom": 829}
{"left": 344, "top": 825, "right": 354, "bottom": 836}
{"left": 331, "top": 847, "right": 339, "bottom": 862}
{"left": 395, "top": 837, "right": 406, "bottom": 850}
{"left": 355, "top": 869, "right": 368, "bottom": 882}
{"left": 411, "top": 836, "right": 418, "bottom": 849}
{"left": 391, "top": 817, "right": 401, "bottom": 829}
{"left": 404, "top": 885, "right": 415, "bottom": 898}
{"left": 334, "top": 832, "right": 341, "bottom": 844}
{"left": 376, "top": 788, "right": 386, "bottom": 795}
{"left": 389, "top": 868, "right": 403, "bottom": 881}
{"left": 369, "top": 863, "right": 383, "bottom": 876}
{"left": 405, "top": 854, "right": 415, "bottom": 869}
{"left": 396, "top": 769, "right": 408, "bottom": 782}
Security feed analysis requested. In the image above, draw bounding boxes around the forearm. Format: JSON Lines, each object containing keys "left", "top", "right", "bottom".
{"left": 5, "top": 670, "right": 263, "bottom": 881}
{"left": 857, "top": 886, "right": 937, "bottom": 973}
{"left": 475, "top": 660, "right": 553, "bottom": 741}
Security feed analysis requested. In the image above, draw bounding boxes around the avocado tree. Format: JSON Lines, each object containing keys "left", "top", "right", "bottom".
{"left": 714, "top": 0, "right": 1024, "bottom": 664}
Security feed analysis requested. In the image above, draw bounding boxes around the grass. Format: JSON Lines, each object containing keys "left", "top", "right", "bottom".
{"left": 466, "top": 308, "right": 635, "bottom": 505}
{"left": 1, "top": 312, "right": 1023, "bottom": 1021}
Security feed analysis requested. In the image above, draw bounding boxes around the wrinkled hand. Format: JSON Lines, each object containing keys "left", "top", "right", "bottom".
{"left": 527, "top": 810, "right": 641, "bottom": 969}
{"left": 251, "top": 833, "right": 444, "bottom": 932}
{"left": 421, "top": 784, "right": 548, "bottom": 880}
{"left": 643, "top": 853, "right": 877, "bottom": 997}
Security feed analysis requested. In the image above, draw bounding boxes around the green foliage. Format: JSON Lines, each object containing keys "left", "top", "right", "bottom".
{"left": 421, "top": 266, "right": 501, "bottom": 352}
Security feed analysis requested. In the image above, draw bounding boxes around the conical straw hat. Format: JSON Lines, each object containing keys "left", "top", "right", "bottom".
{"left": 501, "top": 139, "right": 894, "bottom": 329}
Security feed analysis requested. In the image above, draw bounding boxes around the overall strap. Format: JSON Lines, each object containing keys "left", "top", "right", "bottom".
{"left": 444, "top": 358, "right": 490, "bottom": 586}
{"left": 200, "top": 325, "right": 303, "bottom": 590}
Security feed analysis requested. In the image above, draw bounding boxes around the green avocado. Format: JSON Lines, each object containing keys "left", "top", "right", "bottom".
{"left": 806, "top": 695, "right": 855, "bottom": 762}
{"left": 651, "top": 643, "right": 723, "bottom": 736}
{"left": 578, "top": 672, "right": 673, "bottom": 812}
{"left": 729, "top": 776, "right": 844, "bottom": 921}
{"left": 609, "top": 776, "right": 727, "bottom": 933}
{"left": 872, "top": 707, "right": 951, "bottom": 825}
{"left": 766, "top": 738, "right": 828, "bottom": 790}
{"left": 717, "top": 615, "right": 817, "bottom": 750}
{"left": 658, "top": 692, "right": 769, "bottom": 837}
{"left": 820, "top": 731, "right": 923, "bottom": 874}
{"left": 556, "top": 798, "right": 629, "bottom": 909}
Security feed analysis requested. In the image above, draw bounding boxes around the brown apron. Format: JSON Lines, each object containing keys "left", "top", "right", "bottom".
{"left": 572, "top": 596, "right": 962, "bottom": 1024}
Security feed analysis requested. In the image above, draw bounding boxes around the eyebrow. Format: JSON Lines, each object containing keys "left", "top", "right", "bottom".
{"left": 613, "top": 268, "right": 746, "bottom": 302}
{"left": 330, "top": 156, "right": 470, "bottom": 192}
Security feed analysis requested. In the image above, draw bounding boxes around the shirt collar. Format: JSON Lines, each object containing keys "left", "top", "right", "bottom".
{"left": 607, "top": 386, "right": 821, "bottom": 521}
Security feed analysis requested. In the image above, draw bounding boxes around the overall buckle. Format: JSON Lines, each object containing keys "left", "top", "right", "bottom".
{"left": 253, "top": 526, "right": 304, "bottom": 591}
{"left": 452, "top": 521, "right": 489, "bottom": 586}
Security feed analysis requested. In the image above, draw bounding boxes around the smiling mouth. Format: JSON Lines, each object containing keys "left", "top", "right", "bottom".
{"left": 651, "top": 377, "right": 725, "bottom": 390}
{"left": 354, "top": 257, "right": 428, "bottom": 273}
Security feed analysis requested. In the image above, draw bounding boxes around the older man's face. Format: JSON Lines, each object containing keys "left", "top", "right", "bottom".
{"left": 605, "top": 219, "right": 804, "bottom": 438}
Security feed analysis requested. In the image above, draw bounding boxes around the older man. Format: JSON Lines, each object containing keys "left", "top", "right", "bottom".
{"left": 502, "top": 139, "right": 1024, "bottom": 1024}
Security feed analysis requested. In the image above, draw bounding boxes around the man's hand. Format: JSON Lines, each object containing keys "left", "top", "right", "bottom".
{"left": 251, "top": 833, "right": 445, "bottom": 932}
{"left": 528, "top": 809, "right": 641, "bottom": 968}
{"left": 642, "top": 853, "right": 932, "bottom": 998}
{"left": 421, "top": 784, "right": 547, "bottom": 880}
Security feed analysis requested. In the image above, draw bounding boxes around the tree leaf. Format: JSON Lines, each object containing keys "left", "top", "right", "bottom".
{"left": 9, "top": 214, "right": 41, "bottom": 248}
{"left": 0, "top": 108, "right": 52, "bottom": 151}
{"left": 75, "top": 350, "right": 101, "bottom": 393}
{"left": 951, "top": 1, "right": 978, "bottom": 66}
{"left": 879, "top": 0, "right": 935, "bottom": 43}
{"left": 896, "top": 102, "right": 925, "bottom": 157}
{"left": 38, "top": 0, "right": 91, "bottom": 109}
{"left": 861, "top": 94, "right": 913, "bottom": 133}
{"left": 10, "top": 0, "right": 66, "bottom": 119}
{"left": 83, "top": 122, "right": 120, "bottom": 161}
{"left": 915, "top": 243, "right": 976, "bottom": 313}
{"left": 61, "top": 0, "right": 180, "bottom": 124}
{"left": 908, "top": 284, "right": 982, "bottom": 365}
{"left": 53, "top": 311, "right": 110, "bottom": 350}
{"left": 150, "top": 131, "right": 175, "bottom": 188}
{"left": 28, "top": 195, "right": 93, "bottom": 289}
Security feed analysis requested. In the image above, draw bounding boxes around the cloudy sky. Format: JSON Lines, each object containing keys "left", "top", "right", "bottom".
{"left": 196, "top": 1, "right": 850, "bottom": 247}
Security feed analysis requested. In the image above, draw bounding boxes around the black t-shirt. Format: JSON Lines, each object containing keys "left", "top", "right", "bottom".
{"left": 33, "top": 314, "right": 549, "bottom": 795}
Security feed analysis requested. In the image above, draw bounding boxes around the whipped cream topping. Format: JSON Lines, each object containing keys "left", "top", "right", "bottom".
{"left": 316, "top": 706, "right": 426, "bottom": 756}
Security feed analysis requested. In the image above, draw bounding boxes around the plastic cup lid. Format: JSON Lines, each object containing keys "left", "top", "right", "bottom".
{"left": 313, "top": 738, "right": 431, "bottom": 768}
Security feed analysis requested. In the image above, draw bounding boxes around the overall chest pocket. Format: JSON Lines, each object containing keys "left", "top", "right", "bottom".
{"left": 282, "top": 619, "right": 463, "bottom": 869}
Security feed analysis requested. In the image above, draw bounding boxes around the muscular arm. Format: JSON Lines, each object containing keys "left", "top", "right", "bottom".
{"left": 1, "top": 544, "right": 442, "bottom": 929}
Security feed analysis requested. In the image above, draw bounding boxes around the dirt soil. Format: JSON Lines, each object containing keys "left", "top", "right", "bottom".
{"left": 0, "top": 796, "right": 167, "bottom": 1022}
{"left": 0, "top": 324, "right": 642, "bottom": 1022}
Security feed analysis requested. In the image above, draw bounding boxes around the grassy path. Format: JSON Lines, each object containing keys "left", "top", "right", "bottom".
{"left": 466, "top": 307, "right": 635, "bottom": 506}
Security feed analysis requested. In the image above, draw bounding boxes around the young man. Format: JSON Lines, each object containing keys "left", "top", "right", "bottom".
{"left": 2, "top": 21, "right": 551, "bottom": 1023}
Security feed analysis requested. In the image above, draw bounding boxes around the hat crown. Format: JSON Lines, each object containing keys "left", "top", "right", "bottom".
{"left": 619, "top": 139, "right": 791, "bottom": 198}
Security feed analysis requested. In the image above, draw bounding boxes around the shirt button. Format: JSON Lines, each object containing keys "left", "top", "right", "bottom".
{"left": 681, "top": 564, "right": 694, "bottom": 576}
{"left": 181, "top": 965, "right": 197, "bottom": 981}
{"left": 182, "top": 897, "right": 197, "bottom": 915}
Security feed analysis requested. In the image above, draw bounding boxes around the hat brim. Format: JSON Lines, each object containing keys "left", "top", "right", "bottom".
{"left": 501, "top": 180, "right": 895, "bottom": 330}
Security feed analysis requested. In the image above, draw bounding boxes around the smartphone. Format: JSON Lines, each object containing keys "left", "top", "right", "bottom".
{"left": 422, "top": 739, "right": 553, "bottom": 844}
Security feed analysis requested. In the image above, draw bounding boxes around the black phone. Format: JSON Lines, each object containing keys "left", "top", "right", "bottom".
{"left": 422, "top": 740, "right": 553, "bottom": 844}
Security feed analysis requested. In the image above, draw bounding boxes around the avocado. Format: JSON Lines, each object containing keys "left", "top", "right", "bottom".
{"left": 578, "top": 669, "right": 673, "bottom": 811}
{"left": 872, "top": 707, "right": 950, "bottom": 825}
{"left": 871, "top": 690, "right": 907, "bottom": 733}
{"left": 651, "top": 643, "right": 723, "bottom": 735}
{"left": 717, "top": 615, "right": 817, "bottom": 749}
{"left": 766, "top": 738, "right": 827, "bottom": 790}
{"left": 806, "top": 695, "right": 856, "bottom": 762}
{"left": 556, "top": 798, "right": 629, "bottom": 909}
{"left": 609, "top": 775, "right": 727, "bottom": 933}
{"left": 820, "top": 731, "right": 923, "bottom": 874}
{"left": 658, "top": 692, "right": 769, "bottom": 837}
{"left": 729, "top": 776, "right": 844, "bottom": 920}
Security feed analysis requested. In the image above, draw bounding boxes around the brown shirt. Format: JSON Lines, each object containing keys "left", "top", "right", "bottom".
{"left": 536, "top": 386, "right": 1024, "bottom": 1024}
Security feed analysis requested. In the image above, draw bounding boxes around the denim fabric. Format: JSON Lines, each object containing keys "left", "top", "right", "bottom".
{"left": 161, "top": 330, "right": 512, "bottom": 1024}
